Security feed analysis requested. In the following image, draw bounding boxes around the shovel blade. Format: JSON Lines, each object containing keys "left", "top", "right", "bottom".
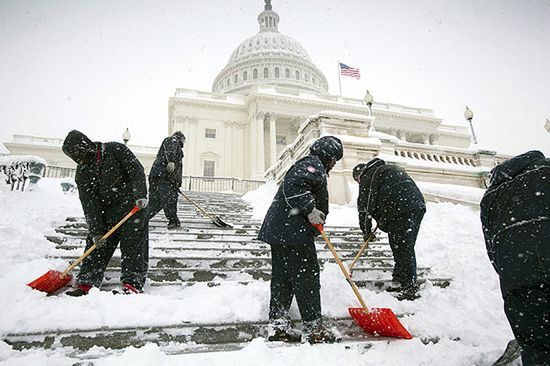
{"left": 213, "top": 216, "right": 233, "bottom": 229}
{"left": 27, "top": 270, "right": 73, "bottom": 294}
{"left": 349, "top": 307, "right": 412, "bottom": 339}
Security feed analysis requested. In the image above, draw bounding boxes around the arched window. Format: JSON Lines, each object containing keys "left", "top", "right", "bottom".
{"left": 305, "top": 73, "right": 309, "bottom": 82}
{"left": 243, "top": 71, "right": 248, "bottom": 81}
{"left": 295, "top": 70, "right": 300, "bottom": 80}
{"left": 253, "top": 69, "right": 258, "bottom": 79}
{"left": 264, "top": 67, "right": 268, "bottom": 78}
{"left": 285, "top": 68, "right": 290, "bottom": 78}
{"left": 275, "top": 67, "right": 280, "bottom": 78}
{"left": 234, "top": 74, "right": 238, "bottom": 83}
{"left": 226, "top": 78, "right": 230, "bottom": 87}
{"left": 312, "top": 76, "right": 316, "bottom": 85}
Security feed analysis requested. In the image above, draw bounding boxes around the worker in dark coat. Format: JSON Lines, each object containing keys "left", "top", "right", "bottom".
{"left": 62, "top": 130, "right": 149, "bottom": 296}
{"left": 148, "top": 131, "right": 185, "bottom": 229}
{"left": 480, "top": 150, "right": 550, "bottom": 366}
{"left": 353, "top": 158, "right": 426, "bottom": 301}
{"left": 258, "top": 135, "right": 343, "bottom": 344}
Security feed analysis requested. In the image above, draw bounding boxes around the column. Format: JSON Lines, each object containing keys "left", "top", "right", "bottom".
{"left": 268, "top": 113, "right": 277, "bottom": 167}
{"left": 255, "top": 113, "right": 266, "bottom": 177}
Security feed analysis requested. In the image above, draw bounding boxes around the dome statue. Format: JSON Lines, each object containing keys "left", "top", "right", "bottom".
{"left": 212, "top": 1, "right": 328, "bottom": 95}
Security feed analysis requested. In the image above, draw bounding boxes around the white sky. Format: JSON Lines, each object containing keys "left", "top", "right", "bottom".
{"left": 0, "top": 0, "right": 549, "bottom": 156}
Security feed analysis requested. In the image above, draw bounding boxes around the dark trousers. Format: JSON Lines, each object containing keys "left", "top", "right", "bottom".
{"left": 385, "top": 209, "right": 425, "bottom": 287}
{"left": 147, "top": 178, "right": 180, "bottom": 224}
{"left": 504, "top": 285, "right": 550, "bottom": 366}
{"left": 77, "top": 208, "right": 149, "bottom": 290}
{"left": 269, "top": 242, "right": 321, "bottom": 323}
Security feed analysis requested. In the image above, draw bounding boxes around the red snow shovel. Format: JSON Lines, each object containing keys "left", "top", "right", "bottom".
{"left": 27, "top": 205, "right": 141, "bottom": 294}
{"left": 314, "top": 224, "right": 412, "bottom": 339}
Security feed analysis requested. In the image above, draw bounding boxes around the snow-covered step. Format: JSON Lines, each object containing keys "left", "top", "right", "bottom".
{"left": 5, "top": 316, "right": 430, "bottom": 355}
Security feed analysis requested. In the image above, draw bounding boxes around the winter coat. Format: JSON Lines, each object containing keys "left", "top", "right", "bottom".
{"left": 480, "top": 150, "right": 550, "bottom": 295}
{"left": 357, "top": 159, "right": 425, "bottom": 234}
{"left": 258, "top": 155, "right": 329, "bottom": 246}
{"left": 149, "top": 136, "right": 184, "bottom": 187}
{"left": 63, "top": 130, "right": 147, "bottom": 236}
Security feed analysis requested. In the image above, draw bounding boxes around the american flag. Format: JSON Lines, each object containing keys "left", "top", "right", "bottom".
{"left": 339, "top": 63, "right": 361, "bottom": 79}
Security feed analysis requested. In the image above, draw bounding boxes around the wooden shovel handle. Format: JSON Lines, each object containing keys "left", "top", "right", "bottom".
{"left": 314, "top": 224, "right": 370, "bottom": 313}
{"left": 348, "top": 226, "right": 378, "bottom": 273}
{"left": 177, "top": 189, "right": 216, "bottom": 222}
{"left": 61, "top": 205, "right": 141, "bottom": 277}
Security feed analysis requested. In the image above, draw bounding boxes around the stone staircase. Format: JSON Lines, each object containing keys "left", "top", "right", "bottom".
{"left": 5, "top": 191, "right": 450, "bottom": 357}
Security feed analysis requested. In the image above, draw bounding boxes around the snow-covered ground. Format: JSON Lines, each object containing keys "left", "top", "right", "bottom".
{"left": 0, "top": 178, "right": 514, "bottom": 365}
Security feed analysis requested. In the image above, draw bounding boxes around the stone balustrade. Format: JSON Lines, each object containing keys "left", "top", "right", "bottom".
{"left": 264, "top": 110, "right": 507, "bottom": 205}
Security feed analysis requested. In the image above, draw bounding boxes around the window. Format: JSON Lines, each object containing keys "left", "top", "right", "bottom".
{"left": 205, "top": 128, "right": 216, "bottom": 138}
{"left": 276, "top": 135, "right": 287, "bottom": 145}
{"left": 226, "top": 78, "right": 230, "bottom": 87}
{"left": 264, "top": 67, "right": 268, "bottom": 78}
{"left": 285, "top": 68, "right": 290, "bottom": 78}
{"left": 275, "top": 67, "right": 279, "bottom": 78}
{"left": 234, "top": 74, "right": 238, "bottom": 83}
{"left": 243, "top": 71, "right": 248, "bottom": 81}
{"left": 295, "top": 70, "right": 300, "bottom": 80}
{"left": 253, "top": 69, "right": 258, "bottom": 79}
{"left": 203, "top": 160, "right": 215, "bottom": 177}
{"left": 312, "top": 76, "right": 316, "bottom": 85}
{"left": 305, "top": 73, "right": 309, "bottom": 82}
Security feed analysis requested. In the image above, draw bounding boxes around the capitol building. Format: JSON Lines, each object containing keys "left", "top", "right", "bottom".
{"left": 4, "top": 0, "right": 506, "bottom": 204}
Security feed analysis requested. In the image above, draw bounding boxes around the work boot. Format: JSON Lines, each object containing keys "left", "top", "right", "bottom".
{"left": 385, "top": 282, "right": 402, "bottom": 293}
{"left": 303, "top": 319, "right": 342, "bottom": 344}
{"left": 267, "top": 318, "right": 301, "bottom": 343}
{"left": 167, "top": 221, "right": 181, "bottom": 230}
{"left": 396, "top": 284, "right": 420, "bottom": 301}
{"left": 66, "top": 284, "right": 92, "bottom": 297}
{"left": 113, "top": 283, "right": 143, "bottom": 295}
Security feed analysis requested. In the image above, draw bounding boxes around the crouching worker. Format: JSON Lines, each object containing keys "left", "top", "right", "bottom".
{"left": 62, "top": 130, "right": 149, "bottom": 296}
{"left": 481, "top": 150, "right": 550, "bottom": 366}
{"left": 148, "top": 131, "right": 185, "bottom": 229}
{"left": 258, "top": 136, "right": 343, "bottom": 344}
{"left": 352, "top": 158, "right": 425, "bottom": 301}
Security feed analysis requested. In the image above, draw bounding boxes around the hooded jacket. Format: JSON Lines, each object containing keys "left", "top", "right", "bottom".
{"left": 257, "top": 136, "right": 343, "bottom": 246}
{"left": 62, "top": 130, "right": 147, "bottom": 235}
{"left": 480, "top": 150, "right": 550, "bottom": 294}
{"left": 356, "top": 159, "right": 425, "bottom": 234}
{"left": 149, "top": 134, "right": 185, "bottom": 187}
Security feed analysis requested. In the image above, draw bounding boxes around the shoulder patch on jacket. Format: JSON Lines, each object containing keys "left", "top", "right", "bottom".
{"left": 306, "top": 166, "right": 317, "bottom": 173}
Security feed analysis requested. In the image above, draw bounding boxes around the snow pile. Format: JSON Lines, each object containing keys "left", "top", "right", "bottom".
{"left": 0, "top": 179, "right": 514, "bottom": 365}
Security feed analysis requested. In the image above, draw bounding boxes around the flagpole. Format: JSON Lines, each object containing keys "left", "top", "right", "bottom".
{"left": 337, "top": 61, "right": 342, "bottom": 97}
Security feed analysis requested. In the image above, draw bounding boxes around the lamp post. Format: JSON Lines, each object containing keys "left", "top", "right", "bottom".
{"left": 364, "top": 90, "right": 373, "bottom": 116}
{"left": 122, "top": 128, "right": 131, "bottom": 146}
{"left": 464, "top": 105, "right": 478, "bottom": 145}
{"left": 545, "top": 118, "right": 550, "bottom": 133}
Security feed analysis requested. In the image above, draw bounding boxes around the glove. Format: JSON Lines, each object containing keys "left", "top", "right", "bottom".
{"left": 307, "top": 208, "right": 326, "bottom": 225}
{"left": 93, "top": 235, "right": 107, "bottom": 248}
{"left": 135, "top": 198, "right": 148, "bottom": 209}
{"left": 166, "top": 162, "right": 176, "bottom": 174}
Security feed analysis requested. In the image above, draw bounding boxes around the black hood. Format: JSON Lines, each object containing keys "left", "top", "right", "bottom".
{"left": 62, "top": 130, "right": 96, "bottom": 165}
{"left": 489, "top": 150, "right": 545, "bottom": 188}
{"left": 309, "top": 136, "right": 343, "bottom": 166}
{"left": 355, "top": 158, "right": 385, "bottom": 179}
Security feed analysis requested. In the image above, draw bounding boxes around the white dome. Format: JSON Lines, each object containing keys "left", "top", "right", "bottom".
{"left": 212, "top": 4, "right": 328, "bottom": 95}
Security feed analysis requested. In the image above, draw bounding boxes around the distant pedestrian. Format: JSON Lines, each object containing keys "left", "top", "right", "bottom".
{"left": 62, "top": 130, "right": 149, "bottom": 296}
{"left": 20, "top": 163, "right": 29, "bottom": 191}
{"left": 148, "top": 131, "right": 186, "bottom": 229}
{"left": 352, "top": 158, "right": 426, "bottom": 301}
{"left": 258, "top": 136, "right": 344, "bottom": 344}
{"left": 481, "top": 150, "right": 550, "bottom": 366}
